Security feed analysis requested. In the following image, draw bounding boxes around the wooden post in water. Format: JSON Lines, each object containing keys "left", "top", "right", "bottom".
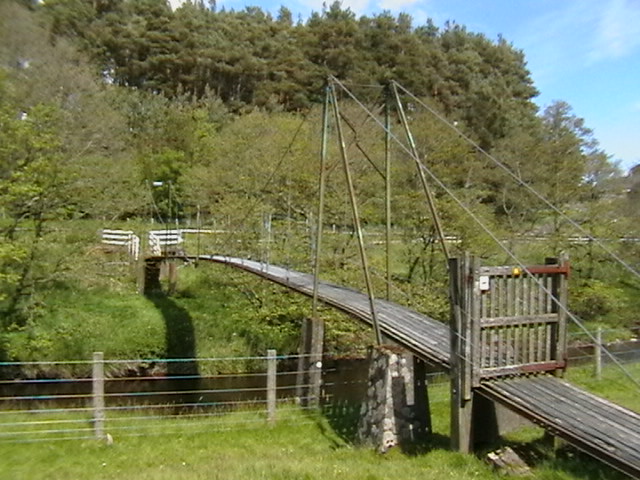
{"left": 308, "top": 318, "right": 324, "bottom": 407}
{"left": 167, "top": 261, "right": 178, "bottom": 295}
{"left": 413, "top": 356, "right": 432, "bottom": 437}
{"left": 295, "top": 319, "right": 310, "bottom": 402}
{"left": 92, "top": 352, "right": 105, "bottom": 440}
{"left": 267, "top": 349, "right": 277, "bottom": 425}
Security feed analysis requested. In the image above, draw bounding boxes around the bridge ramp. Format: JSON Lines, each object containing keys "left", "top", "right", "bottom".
{"left": 480, "top": 375, "right": 640, "bottom": 478}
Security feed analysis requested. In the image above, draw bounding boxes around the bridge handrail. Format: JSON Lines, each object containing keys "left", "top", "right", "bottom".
{"left": 100, "top": 229, "right": 140, "bottom": 260}
{"left": 149, "top": 229, "right": 184, "bottom": 256}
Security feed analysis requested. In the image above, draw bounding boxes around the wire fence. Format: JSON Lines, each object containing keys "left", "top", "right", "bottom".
{"left": 0, "top": 351, "right": 319, "bottom": 445}
{"left": 1, "top": 343, "right": 638, "bottom": 445}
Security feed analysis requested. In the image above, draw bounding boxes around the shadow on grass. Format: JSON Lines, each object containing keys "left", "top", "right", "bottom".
{"left": 145, "top": 290, "right": 200, "bottom": 409}
{"left": 316, "top": 400, "right": 450, "bottom": 453}
{"left": 494, "top": 436, "right": 630, "bottom": 480}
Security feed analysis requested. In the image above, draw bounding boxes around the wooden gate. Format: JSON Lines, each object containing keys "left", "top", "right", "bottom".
{"left": 449, "top": 253, "right": 569, "bottom": 451}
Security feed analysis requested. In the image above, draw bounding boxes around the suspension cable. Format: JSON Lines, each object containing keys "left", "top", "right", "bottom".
{"left": 329, "top": 76, "right": 640, "bottom": 388}
{"left": 215, "top": 112, "right": 310, "bottom": 258}
{"left": 393, "top": 82, "right": 640, "bottom": 280}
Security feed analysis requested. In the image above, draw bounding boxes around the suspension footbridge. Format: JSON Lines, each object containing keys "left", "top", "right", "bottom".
{"left": 134, "top": 78, "right": 640, "bottom": 477}
{"left": 138, "top": 253, "right": 640, "bottom": 478}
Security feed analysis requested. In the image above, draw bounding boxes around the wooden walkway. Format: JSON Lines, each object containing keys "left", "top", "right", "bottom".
{"left": 196, "top": 256, "right": 451, "bottom": 368}
{"left": 480, "top": 377, "right": 640, "bottom": 478}
{"left": 187, "top": 256, "right": 640, "bottom": 477}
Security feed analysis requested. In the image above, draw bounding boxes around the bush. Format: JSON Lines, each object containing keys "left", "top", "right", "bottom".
{"left": 570, "top": 279, "right": 629, "bottom": 326}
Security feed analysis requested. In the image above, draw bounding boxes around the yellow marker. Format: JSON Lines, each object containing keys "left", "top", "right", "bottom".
{"left": 512, "top": 267, "right": 521, "bottom": 276}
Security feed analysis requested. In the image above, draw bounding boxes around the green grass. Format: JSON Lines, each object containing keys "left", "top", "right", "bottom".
{"left": 0, "top": 405, "right": 630, "bottom": 480}
{"left": 565, "top": 361, "right": 640, "bottom": 412}
{"left": 1, "top": 370, "right": 637, "bottom": 480}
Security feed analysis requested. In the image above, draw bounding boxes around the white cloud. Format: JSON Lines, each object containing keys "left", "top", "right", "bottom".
{"left": 377, "top": 0, "right": 421, "bottom": 11}
{"left": 510, "top": 0, "right": 640, "bottom": 87}
{"left": 341, "top": 0, "right": 373, "bottom": 14}
{"left": 590, "top": 0, "right": 640, "bottom": 61}
{"left": 168, "top": 0, "right": 186, "bottom": 10}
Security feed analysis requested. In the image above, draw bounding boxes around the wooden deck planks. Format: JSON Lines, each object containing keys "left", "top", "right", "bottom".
{"left": 480, "top": 376, "right": 640, "bottom": 477}
{"left": 199, "top": 256, "right": 451, "bottom": 368}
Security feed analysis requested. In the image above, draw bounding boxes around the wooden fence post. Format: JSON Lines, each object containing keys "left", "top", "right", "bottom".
{"left": 308, "top": 318, "right": 324, "bottom": 407}
{"left": 92, "top": 352, "right": 105, "bottom": 440}
{"left": 267, "top": 349, "right": 277, "bottom": 425}
{"left": 595, "top": 327, "right": 602, "bottom": 380}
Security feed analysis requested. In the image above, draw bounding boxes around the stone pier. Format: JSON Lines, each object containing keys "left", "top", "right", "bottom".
{"left": 357, "top": 345, "right": 430, "bottom": 452}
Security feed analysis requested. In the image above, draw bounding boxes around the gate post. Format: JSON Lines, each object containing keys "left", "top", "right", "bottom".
{"left": 449, "top": 254, "right": 476, "bottom": 453}
{"left": 548, "top": 255, "right": 569, "bottom": 377}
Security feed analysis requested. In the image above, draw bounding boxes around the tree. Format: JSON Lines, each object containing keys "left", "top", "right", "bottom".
{"left": 0, "top": 99, "right": 67, "bottom": 322}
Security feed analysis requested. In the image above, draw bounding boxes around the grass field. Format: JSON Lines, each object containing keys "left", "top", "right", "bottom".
{"left": 0, "top": 410, "right": 628, "bottom": 480}
{"left": 1, "top": 363, "right": 637, "bottom": 480}
{"left": 0, "top": 411, "right": 631, "bottom": 480}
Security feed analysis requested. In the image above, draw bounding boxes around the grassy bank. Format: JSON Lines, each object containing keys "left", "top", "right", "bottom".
{"left": 0, "top": 402, "right": 630, "bottom": 480}
{"left": 1, "top": 363, "right": 637, "bottom": 480}
{"left": 2, "top": 255, "right": 370, "bottom": 373}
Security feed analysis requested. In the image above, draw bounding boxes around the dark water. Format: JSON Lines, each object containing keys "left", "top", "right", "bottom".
{"left": 1, "top": 343, "right": 637, "bottom": 413}
{"left": 568, "top": 339, "right": 640, "bottom": 365}
{"left": 0, "top": 358, "right": 371, "bottom": 413}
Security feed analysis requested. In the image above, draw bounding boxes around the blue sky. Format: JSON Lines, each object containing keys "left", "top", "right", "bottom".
{"left": 179, "top": 0, "right": 640, "bottom": 172}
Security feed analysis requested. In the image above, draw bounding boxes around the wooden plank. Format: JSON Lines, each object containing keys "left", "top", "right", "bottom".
{"left": 479, "top": 266, "right": 518, "bottom": 276}
{"left": 496, "top": 328, "right": 503, "bottom": 367}
{"left": 479, "top": 361, "right": 565, "bottom": 377}
{"left": 513, "top": 325, "right": 521, "bottom": 364}
{"left": 531, "top": 377, "right": 640, "bottom": 430}
{"left": 484, "top": 378, "right": 640, "bottom": 443}
{"left": 506, "top": 275, "right": 513, "bottom": 317}
{"left": 480, "top": 329, "right": 488, "bottom": 368}
{"left": 480, "top": 313, "right": 558, "bottom": 328}
{"left": 479, "top": 263, "right": 569, "bottom": 277}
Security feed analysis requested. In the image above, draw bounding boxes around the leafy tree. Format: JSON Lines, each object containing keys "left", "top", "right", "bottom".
{"left": 0, "top": 100, "right": 67, "bottom": 322}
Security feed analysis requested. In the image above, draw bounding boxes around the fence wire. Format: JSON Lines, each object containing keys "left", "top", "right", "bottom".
{"left": 0, "top": 347, "right": 637, "bottom": 444}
